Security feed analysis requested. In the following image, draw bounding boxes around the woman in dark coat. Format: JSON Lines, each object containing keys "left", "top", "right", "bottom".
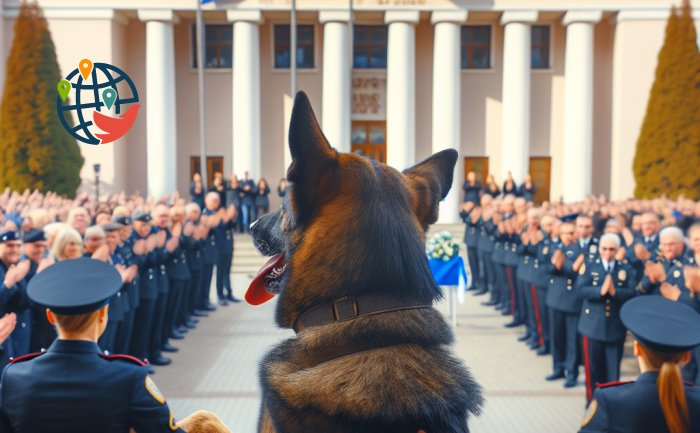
{"left": 277, "top": 178, "right": 287, "bottom": 198}
{"left": 502, "top": 172, "right": 518, "bottom": 196}
{"left": 482, "top": 175, "right": 501, "bottom": 198}
{"left": 226, "top": 175, "right": 243, "bottom": 233}
{"left": 520, "top": 174, "right": 536, "bottom": 203}
{"left": 190, "top": 173, "right": 205, "bottom": 210}
{"left": 255, "top": 178, "right": 271, "bottom": 217}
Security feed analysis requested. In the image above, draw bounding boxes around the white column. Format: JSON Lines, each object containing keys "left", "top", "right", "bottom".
{"left": 227, "top": 10, "right": 263, "bottom": 180}
{"left": 139, "top": 10, "right": 179, "bottom": 199}
{"left": 562, "top": 11, "right": 602, "bottom": 202}
{"left": 500, "top": 11, "right": 537, "bottom": 183}
{"left": 385, "top": 11, "right": 419, "bottom": 170}
{"left": 320, "top": 11, "right": 351, "bottom": 153}
{"left": 431, "top": 11, "right": 467, "bottom": 224}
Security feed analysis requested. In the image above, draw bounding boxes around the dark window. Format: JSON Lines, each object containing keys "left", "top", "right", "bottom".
{"left": 531, "top": 25, "right": 551, "bottom": 69}
{"left": 353, "top": 25, "right": 388, "bottom": 69}
{"left": 461, "top": 25, "right": 491, "bottom": 69}
{"left": 274, "top": 24, "right": 315, "bottom": 69}
{"left": 192, "top": 24, "right": 232, "bottom": 68}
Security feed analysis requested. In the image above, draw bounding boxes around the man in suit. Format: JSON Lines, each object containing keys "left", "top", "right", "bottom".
{"left": 576, "top": 233, "right": 636, "bottom": 403}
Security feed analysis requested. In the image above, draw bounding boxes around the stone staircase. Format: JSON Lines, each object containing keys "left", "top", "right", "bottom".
{"left": 231, "top": 223, "right": 467, "bottom": 275}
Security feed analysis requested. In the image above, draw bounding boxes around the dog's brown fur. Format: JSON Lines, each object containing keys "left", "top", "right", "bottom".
{"left": 251, "top": 92, "right": 483, "bottom": 433}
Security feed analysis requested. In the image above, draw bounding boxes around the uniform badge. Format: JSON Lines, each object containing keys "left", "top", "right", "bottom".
{"left": 590, "top": 245, "right": 597, "bottom": 254}
{"left": 618, "top": 269, "right": 626, "bottom": 281}
{"left": 543, "top": 246, "right": 549, "bottom": 255}
{"left": 145, "top": 376, "right": 166, "bottom": 404}
{"left": 579, "top": 263, "right": 586, "bottom": 276}
{"left": 674, "top": 269, "right": 681, "bottom": 279}
{"left": 581, "top": 399, "right": 598, "bottom": 427}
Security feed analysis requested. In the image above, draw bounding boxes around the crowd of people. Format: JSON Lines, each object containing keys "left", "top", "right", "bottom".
{"left": 0, "top": 187, "right": 242, "bottom": 373}
{"left": 190, "top": 171, "right": 287, "bottom": 233}
{"left": 460, "top": 173, "right": 700, "bottom": 407}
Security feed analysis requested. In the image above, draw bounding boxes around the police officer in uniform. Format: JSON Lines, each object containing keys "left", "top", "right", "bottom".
{"left": 545, "top": 221, "right": 581, "bottom": 387}
{"left": 129, "top": 210, "right": 160, "bottom": 370}
{"left": 0, "top": 258, "right": 231, "bottom": 433}
{"left": 579, "top": 296, "right": 700, "bottom": 433}
{"left": 476, "top": 195, "right": 496, "bottom": 297}
{"left": 459, "top": 202, "right": 481, "bottom": 293}
{"left": 0, "top": 231, "right": 31, "bottom": 365}
{"left": 24, "top": 230, "right": 55, "bottom": 353}
{"left": 576, "top": 233, "right": 636, "bottom": 403}
{"left": 637, "top": 227, "right": 698, "bottom": 312}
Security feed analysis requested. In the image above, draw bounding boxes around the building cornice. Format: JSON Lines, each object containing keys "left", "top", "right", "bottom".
{"left": 3, "top": 6, "right": 128, "bottom": 25}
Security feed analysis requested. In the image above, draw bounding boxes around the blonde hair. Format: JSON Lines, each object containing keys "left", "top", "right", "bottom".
{"left": 639, "top": 344, "right": 690, "bottom": 433}
{"left": 28, "top": 208, "right": 48, "bottom": 229}
{"left": 43, "top": 222, "right": 68, "bottom": 248}
{"left": 52, "top": 227, "right": 83, "bottom": 260}
{"left": 112, "top": 205, "right": 129, "bottom": 218}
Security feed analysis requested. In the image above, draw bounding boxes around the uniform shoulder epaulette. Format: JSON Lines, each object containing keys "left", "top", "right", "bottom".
{"left": 99, "top": 353, "right": 148, "bottom": 366}
{"left": 10, "top": 351, "right": 45, "bottom": 364}
{"left": 597, "top": 380, "right": 632, "bottom": 389}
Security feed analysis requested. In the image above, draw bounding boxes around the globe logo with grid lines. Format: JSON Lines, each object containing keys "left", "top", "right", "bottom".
{"left": 56, "top": 60, "right": 140, "bottom": 145}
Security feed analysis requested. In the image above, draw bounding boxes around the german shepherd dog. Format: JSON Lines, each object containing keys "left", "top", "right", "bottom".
{"left": 246, "top": 92, "right": 483, "bottom": 433}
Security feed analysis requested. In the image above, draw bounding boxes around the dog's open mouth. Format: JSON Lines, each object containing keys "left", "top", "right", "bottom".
{"left": 245, "top": 252, "right": 287, "bottom": 305}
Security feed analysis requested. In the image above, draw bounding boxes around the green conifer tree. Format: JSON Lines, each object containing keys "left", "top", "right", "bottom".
{"left": 633, "top": 0, "right": 700, "bottom": 199}
{"left": 0, "top": 1, "right": 83, "bottom": 197}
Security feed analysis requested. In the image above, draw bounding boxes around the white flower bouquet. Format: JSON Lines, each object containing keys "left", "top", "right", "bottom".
{"left": 426, "top": 231, "right": 460, "bottom": 262}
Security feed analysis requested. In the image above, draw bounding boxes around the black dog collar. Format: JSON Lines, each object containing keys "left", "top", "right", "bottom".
{"left": 293, "top": 293, "right": 432, "bottom": 333}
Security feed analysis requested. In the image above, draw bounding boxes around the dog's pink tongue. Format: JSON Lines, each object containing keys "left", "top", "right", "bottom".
{"left": 245, "top": 253, "right": 285, "bottom": 305}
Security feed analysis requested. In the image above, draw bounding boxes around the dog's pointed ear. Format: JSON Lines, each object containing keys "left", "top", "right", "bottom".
{"left": 286, "top": 92, "right": 338, "bottom": 219}
{"left": 287, "top": 91, "right": 337, "bottom": 184}
{"left": 402, "top": 149, "right": 458, "bottom": 228}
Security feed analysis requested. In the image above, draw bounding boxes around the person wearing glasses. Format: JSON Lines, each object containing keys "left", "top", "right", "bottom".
{"left": 576, "top": 233, "right": 637, "bottom": 404}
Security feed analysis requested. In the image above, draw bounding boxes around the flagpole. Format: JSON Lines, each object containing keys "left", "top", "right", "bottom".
{"left": 349, "top": 0, "right": 353, "bottom": 129}
{"left": 290, "top": 0, "right": 297, "bottom": 98}
{"left": 196, "top": 0, "right": 209, "bottom": 190}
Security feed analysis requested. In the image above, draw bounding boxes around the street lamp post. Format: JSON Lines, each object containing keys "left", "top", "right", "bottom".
{"left": 93, "top": 163, "right": 101, "bottom": 203}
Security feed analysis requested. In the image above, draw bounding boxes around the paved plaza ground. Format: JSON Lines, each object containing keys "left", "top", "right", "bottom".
{"left": 157, "top": 274, "right": 640, "bottom": 433}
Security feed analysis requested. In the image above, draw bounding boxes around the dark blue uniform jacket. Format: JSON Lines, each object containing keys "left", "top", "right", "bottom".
{"left": 0, "top": 339, "right": 184, "bottom": 432}
{"left": 579, "top": 371, "right": 700, "bottom": 433}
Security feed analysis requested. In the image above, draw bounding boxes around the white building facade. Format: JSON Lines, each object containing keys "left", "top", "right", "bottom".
{"left": 0, "top": 0, "right": 694, "bottom": 222}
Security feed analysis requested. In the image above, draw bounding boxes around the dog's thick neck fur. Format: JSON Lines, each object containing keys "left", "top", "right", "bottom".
{"left": 260, "top": 307, "right": 483, "bottom": 433}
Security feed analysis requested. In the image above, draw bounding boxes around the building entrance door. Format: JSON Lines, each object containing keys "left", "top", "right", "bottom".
{"left": 464, "top": 157, "right": 489, "bottom": 184}
{"left": 190, "top": 156, "right": 224, "bottom": 187}
{"left": 528, "top": 156, "right": 551, "bottom": 204}
{"left": 351, "top": 121, "right": 386, "bottom": 163}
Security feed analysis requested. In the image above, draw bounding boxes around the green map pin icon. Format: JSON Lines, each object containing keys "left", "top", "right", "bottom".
{"left": 57, "top": 79, "right": 71, "bottom": 102}
{"left": 102, "top": 87, "right": 117, "bottom": 110}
